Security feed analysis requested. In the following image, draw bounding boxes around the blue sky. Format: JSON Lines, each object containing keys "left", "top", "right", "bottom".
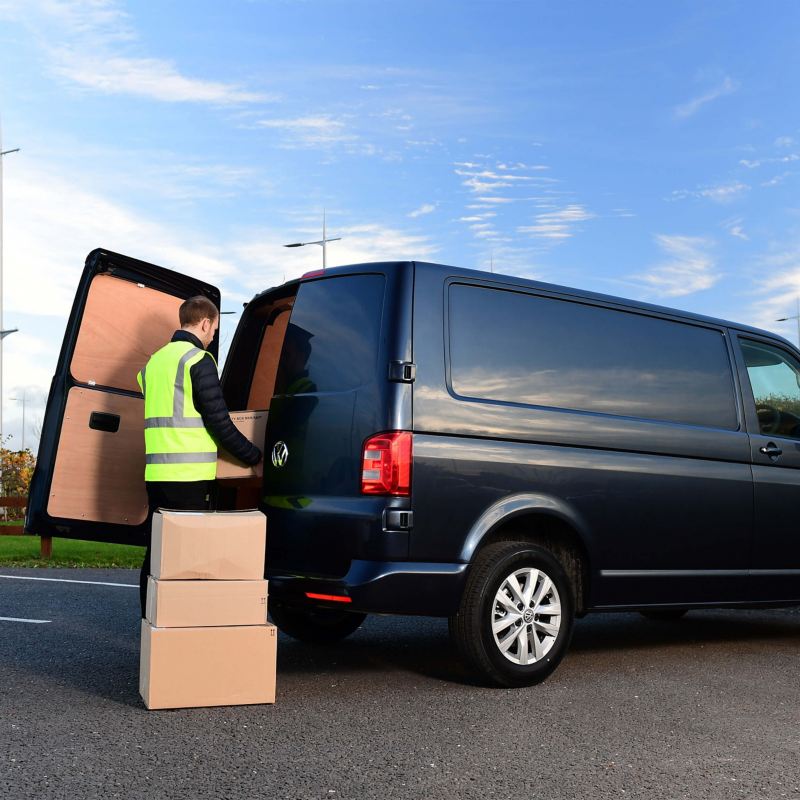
{"left": 1, "top": 0, "right": 799, "bottom": 451}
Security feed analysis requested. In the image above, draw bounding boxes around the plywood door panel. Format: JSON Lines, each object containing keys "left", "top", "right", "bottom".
{"left": 71, "top": 273, "right": 182, "bottom": 392}
{"left": 48, "top": 387, "right": 148, "bottom": 525}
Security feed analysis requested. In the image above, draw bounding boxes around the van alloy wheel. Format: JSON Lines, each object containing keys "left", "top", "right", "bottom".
{"left": 449, "top": 540, "right": 575, "bottom": 687}
{"left": 492, "top": 567, "right": 562, "bottom": 665}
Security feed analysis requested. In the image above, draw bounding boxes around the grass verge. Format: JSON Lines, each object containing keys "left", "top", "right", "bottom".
{"left": 0, "top": 536, "right": 144, "bottom": 568}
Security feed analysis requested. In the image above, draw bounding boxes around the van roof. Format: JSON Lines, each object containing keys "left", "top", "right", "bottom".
{"left": 256, "top": 260, "right": 794, "bottom": 350}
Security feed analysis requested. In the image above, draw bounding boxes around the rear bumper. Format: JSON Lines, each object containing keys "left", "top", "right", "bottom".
{"left": 266, "top": 559, "right": 468, "bottom": 616}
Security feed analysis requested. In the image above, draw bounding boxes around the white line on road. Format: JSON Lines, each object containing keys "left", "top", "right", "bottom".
{"left": 0, "top": 574, "right": 137, "bottom": 588}
{"left": 0, "top": 616, "right": 51, "bottom": 624}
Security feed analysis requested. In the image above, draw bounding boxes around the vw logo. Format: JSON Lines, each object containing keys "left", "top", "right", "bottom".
{"left": 271, "top": 441, "right": 289, "bottom": 468}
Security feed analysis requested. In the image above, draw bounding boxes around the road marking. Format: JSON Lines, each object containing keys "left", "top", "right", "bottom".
{"left": 0, "top": 574, "right": 137, "bottom": 588}
{"left": 0, "top": 616, "right": 51, "bottom": 624}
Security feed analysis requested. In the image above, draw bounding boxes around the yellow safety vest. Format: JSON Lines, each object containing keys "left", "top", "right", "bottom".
{"left": 136, "top": 341, "right": 218, "bottom": 482}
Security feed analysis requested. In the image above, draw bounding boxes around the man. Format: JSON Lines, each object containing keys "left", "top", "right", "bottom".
{"left": 136, "top": 295, "right": 262, "bottom": 616}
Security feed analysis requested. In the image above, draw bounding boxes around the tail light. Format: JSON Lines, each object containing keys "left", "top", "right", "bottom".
{"left": 361, "top": 431, "right": 412, "bottom": 496}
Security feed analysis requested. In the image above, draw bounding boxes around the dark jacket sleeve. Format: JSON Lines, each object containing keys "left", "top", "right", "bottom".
{"left": 190, "top": 355, "right": 262, "bottom": 466}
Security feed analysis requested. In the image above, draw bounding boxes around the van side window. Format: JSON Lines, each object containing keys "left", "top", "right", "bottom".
{"left": 274, "top": 275, "right": 385, "bottom": 395}
{"left": 741, "top": 340, "right": 800, "bottom": 440}
{"left": 448, "top": 284, "right": 737, "bottom": 429}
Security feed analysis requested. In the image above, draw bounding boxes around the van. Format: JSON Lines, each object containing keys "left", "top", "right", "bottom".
{"left": 27, "top": 248, "right": 800, "bottom": 686}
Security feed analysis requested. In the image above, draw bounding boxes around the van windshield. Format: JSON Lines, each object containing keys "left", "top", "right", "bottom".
{"left": 274, "top": 274, "right": 386, "bottom": 395}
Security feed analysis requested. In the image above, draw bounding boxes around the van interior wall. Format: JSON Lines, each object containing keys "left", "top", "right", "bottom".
{"left": 246, "top": 305, "right": 292, "bottom": 408}
{"left": 217, "top": 295, "right": 295, "bottom": 512}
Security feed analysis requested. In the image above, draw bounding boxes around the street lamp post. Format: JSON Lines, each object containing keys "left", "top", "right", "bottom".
{"left": 284, "top": 210, "right": 341, "bottom": 269}
{"left": 776, "top": 297, "right": 800, "bottom": 348}
{"left": 0, "top": 129, "right": 20, "bottom": 448}
{"left": 10, "top": 390, "right": 25, "bottom": 451}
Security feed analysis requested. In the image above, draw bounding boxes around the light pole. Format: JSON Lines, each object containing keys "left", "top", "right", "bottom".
{"left": 284, "top": 210, "right": 341, "bottom": 269}
{"left": 10, "top": 390, "right": 25, "bottom": 451}
{"left": 776, "top": 297, "right": 800, "bottom": 348}
{"left": 0, "top": 126, "right": 20, "bottom": 448}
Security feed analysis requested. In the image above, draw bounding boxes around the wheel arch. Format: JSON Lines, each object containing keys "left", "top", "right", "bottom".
{"left": 460, "top": 494, "right": 594, "bottom": 613}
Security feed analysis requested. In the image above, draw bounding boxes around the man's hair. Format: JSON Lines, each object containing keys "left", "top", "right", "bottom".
{"left": 179, "top": 295, "right": 218, "bottom": 327}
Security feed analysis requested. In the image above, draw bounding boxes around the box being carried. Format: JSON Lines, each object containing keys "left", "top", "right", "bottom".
{"left": 216, "top": 410, "right": 268, "bottom": 480}
{"left": 150, "top": 509, "right": 266, "bottom": 580}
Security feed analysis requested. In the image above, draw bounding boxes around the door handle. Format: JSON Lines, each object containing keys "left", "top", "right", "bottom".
{"left": 759, "top": 442, "right": 783, "bottom": 458}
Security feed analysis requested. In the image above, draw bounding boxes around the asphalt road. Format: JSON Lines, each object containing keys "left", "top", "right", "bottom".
{"left": 1, "top": 567, "right": 799, "bottom": 800}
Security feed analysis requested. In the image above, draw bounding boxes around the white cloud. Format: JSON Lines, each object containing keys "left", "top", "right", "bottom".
{"left": 0, "top": 0, "right": 135, "bottom": 40}
{"left": 762, "top": 173, "right": 792, "bottom": 188}
{"left": 674, "top": 76, "right": 739, "bottom": 120}
{"left": 518, "top": 204, "right": 595, "bottom": 241}
{"left": 461, "top": 176, "right": 512, "bottom": 193}
{"left": 775, "top": 136, "right": 795, "bottom": 148}
{"left": 496, "top": 162, "right": 549, "bottom": 171}
{"left": 408, "top": 203, "right": 437, "bottom": 218}
{"left": 632, "top": 235, "right": 720, "bottom": 297}
{"left": 256, "top": 116, "right": 357, "bottom": 147}
{"left": 53, "top": 52, "right": 269, "bottom": 104}
{"left": 739, "top": 153, "right": 798, "bottom": 170}
{"left": 5, "top": 166, "right": 238, "bottom": 319}
{"left": 671, "top": 182, "right": 749, "bottom": 203}
{"left": 723, "top": 218, "right": 748, "bottom": 241}
{"left": 2, "top": 0, "right": 268, "bottom": 104}
{"left": 2, "top": 159, "right": 441, "bottom": 429}
{"left": 743, "top": 246, "right": 800, "bottom": 338}
{"left": 699, "top": 182, "right": 749, "bottom": 202}
{"left": 230, "top": 222, "right": 439, "bottom": 293}
{"left": 456, "top": 162, "right": 558, "bottom": 198}
{"left": 476, "top": 196, "right": 514, "bottom": 204}
{"left": 455, "top": 169, "right": 536, "bottom": 182}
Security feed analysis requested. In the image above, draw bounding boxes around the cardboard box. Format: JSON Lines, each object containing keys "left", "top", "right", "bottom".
{"left": 150, "top": 509, "right": 266, "bottom": 580}
{"left": 140, "top": 620, "right": 277, "bottom": 709}
{"left": 146, "top": 577, "right": 268, "bottom": 628}
{"left": 216, "top": 410, "right": 268, "bottom": 480}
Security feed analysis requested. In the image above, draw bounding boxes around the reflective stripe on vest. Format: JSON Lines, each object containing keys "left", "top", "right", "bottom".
{"left": 137, "top": 341, "right": 218, "bottom": 482}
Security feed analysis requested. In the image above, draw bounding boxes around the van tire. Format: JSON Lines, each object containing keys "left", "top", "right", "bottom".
{"left": 269, "top": 603, "right": 367, "bottom": 644}
{"left": 449, "top": 541, "right": 574, "bottom": 687}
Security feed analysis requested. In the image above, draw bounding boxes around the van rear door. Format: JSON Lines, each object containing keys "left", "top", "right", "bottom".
{"left": 25, "top": 249, "right": 220, "bottom": 546}
{"left": 223, "top": 265, "right": 412, "bottom": 577}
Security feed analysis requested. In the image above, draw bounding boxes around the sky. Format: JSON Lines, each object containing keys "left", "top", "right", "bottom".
{"left": 0, "top": 0, "right": 799, "bottom": 452}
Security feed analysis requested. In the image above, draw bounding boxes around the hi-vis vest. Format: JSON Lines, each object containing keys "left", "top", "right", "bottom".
{"left": 137, "top": 341, "right": 218, "bottom": 482}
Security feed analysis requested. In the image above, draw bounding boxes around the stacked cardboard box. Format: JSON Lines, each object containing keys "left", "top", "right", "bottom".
{"left": 139, "top": 509, "right": 277, "bottom": 710}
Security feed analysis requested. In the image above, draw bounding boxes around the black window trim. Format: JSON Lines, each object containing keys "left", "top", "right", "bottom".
{"left": 443, "top": 277, "right": 744, "bottom": 433}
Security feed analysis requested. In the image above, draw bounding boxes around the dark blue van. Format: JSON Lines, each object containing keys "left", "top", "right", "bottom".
{"left": 28, "top": 249, "right": 800, "bottom": 685}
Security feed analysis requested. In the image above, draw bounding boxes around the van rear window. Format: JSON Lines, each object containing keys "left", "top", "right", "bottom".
{"left": 448, "top": 284, "right": 738, "bottom": 430}
{"left": 275, "top": 275, "right": 385, "bottom": 394}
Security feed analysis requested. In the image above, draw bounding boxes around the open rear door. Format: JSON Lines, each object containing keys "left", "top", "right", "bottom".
{"left": 26, "top": 249, "right": 220, "bottom": 545}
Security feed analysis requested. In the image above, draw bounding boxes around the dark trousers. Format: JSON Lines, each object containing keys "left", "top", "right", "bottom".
{"left": 140, "top": 480, "right": 211, "bottom": 618}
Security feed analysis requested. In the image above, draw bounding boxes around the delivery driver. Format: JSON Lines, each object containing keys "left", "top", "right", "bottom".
{"left": 136, "top": 295, "right": 262, "bottom": 617}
